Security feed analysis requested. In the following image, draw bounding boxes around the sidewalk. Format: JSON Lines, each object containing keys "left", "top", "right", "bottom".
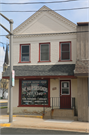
{"left": 0, "top": 99, "right": 8, "bottom": 103}
{"left": 0, "top": 115, "right": 89, "bottom": 133}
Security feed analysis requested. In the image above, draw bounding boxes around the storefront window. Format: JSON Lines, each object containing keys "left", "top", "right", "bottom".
{"left": 21, "top": 80, "right": 48, "bottom": 105}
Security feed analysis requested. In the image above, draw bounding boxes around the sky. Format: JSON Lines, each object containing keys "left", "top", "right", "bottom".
{"left": 0, "top": 0, "right": 89, "bottom": 79}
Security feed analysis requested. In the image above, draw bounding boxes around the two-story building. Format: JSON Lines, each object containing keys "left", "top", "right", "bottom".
{"left": 2, "top": 6, "right": 89, "bottom": 122}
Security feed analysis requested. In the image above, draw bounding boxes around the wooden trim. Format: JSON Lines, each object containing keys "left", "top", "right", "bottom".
{"left": 58, "top": 60, "right": 72, "bottom": 62}
{"left": 19, "top": 79, "right": 21, "bottom": 106}
{"left": 60, "top": 80, "right": 71, "bottom": 96}
{"left": 18, "top": 105, "right": 50, "bottom": 107}
{"left": 38, "top": 60, "right": 51, "bottom": 63}
{"left": 18, "top": 61, "right": 31, "bottom": 63}
{"left": 19, "top": 44, "right": 31, "bottom": 63}
{"left": 59, "top": 41, "right": 72, "bottom": 62}
{"left": 38, "top": 42, "right": 51, "bottom": 62}
{"left": 2, "top": 75, "right": 77, "bottom": 79}
{"left": 18, "top": 78, "right": 50, "bottom": 107}
{"left": 60, "top": 80, "right": 71, "bottom": 109}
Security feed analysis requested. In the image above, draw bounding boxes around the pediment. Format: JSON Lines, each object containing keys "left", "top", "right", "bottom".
{"left": 14, "top": 6, "right": 76, "bottom": 35}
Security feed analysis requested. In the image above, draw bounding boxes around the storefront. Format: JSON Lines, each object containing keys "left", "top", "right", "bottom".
{"left": 2, "top": 64, "right": 78, "bottom": 115}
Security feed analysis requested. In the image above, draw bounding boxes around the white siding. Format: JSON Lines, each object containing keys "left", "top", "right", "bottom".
{"left": 13, "top": 34, "right": 76, "bottom": 65}
{"left": 11, "top": 78, "right": 78, "bottom": 114}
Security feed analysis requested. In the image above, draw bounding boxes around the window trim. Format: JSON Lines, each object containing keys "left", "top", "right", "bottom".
{"left": 61, "top": 81, "right": 70, "bottom": 95}
{"left": 18, "top": 78, "right": 50, "bottom": 107}
{"left": 38, "top": 42, "right": 51, "bottom": 63}
{"left": 19, "top": 44, "right": 31, "bottom": 63}
{"left": 58, "top": 41, "right": 72, "bottom": 62}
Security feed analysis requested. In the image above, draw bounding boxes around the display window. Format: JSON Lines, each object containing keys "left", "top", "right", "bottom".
{"left": 19, "top": 79, "right": 50, "bottom": 107}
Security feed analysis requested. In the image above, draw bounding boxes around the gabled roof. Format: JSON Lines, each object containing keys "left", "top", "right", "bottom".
{"left": 13, "top": 5, "right": 76, "bottom": 35}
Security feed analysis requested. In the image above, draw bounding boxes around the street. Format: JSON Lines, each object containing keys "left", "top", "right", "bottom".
{"left": 0, "top": 127, "right": 88, "bottom": 134}
{"left": 0, "top": 101, "right": 89, "bottom": 134}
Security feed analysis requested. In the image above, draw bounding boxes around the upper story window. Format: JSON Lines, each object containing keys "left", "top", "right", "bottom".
{"left": 19, "top": 44, "right": 31, "bottom": 63}
{"left": 38, "top": 43, "right": 51, "bottom": 62}
{"left": 59, "top": 41, "right": 72, "bottom": 62}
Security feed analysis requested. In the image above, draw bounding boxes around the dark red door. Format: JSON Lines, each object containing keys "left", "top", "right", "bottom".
{"left": 60, "top": 80, "right": 71, "bottom": 109}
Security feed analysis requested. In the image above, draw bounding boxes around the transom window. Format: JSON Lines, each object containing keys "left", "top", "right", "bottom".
{"left": 39, "top": 43, "right": 50, "bottom": 62}
{"left": 19, "top": 44, "right": 30, "bottom": 63}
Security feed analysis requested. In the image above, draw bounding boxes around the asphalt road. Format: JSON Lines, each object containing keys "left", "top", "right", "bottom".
{"left": 0, "top": 128, "right": 88, "bottom": 134}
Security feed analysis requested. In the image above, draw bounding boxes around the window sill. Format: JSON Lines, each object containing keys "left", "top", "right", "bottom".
{"left": 58, "top": 60, "right": 72, "bottom": 62}
{"left": 18, "top": 61, "right": 31, "bottom": 63}
{"left": 18, "top": 105, "right": 50, "bottom": 107}
{"left": 38, "top": 60, "right": 51, "bottom": 63}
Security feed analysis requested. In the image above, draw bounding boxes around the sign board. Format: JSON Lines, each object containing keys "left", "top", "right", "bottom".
{"left": 12, "top": 70, "right": 15, "bottom": 87}
{"left": 52, "top": 87, "right": 57, "bottom": 90}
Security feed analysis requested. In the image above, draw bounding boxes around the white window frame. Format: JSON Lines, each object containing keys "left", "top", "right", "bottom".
{"left": 61, "top": 81, "right": 70, "bottom": 95}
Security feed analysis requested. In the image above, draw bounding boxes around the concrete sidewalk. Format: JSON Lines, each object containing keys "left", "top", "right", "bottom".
{"left": 0, "top": 100, "right": 8, "bottom": 103}
{"left": 0, "top": 115, "right": 89, "bottom": 133}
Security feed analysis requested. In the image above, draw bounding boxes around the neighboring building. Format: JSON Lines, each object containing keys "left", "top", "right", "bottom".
{"left": 2, "top": 6, "right": 89, "bottom": 121}
{"left": 74, "top": 22, "right": 89, "bottom": 122}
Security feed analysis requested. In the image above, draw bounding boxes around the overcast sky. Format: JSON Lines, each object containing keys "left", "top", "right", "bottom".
{"left": 0, "top": 0, "right": 89, "bottom": 79}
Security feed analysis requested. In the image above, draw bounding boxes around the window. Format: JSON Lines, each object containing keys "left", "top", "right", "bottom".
{"left": 59, "top": 42, "right": 72, "bottom": 61}
{"left": 38, "top": 43, "right": 51, "bottom": 62}
{"left": 19, "top": 44, "right": 31, "bottom": 63}
{"left": 19, "top": 79, "right": 50, "bottom": 107}
{"left": 61, "top": 81, "right": 70, "bottom": 95}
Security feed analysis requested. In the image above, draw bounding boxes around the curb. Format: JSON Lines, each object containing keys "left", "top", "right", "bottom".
{"left": 10, "top": 124, "right": 89, "bottom": 133}
{"left": 13, "top": 115, "right": 43, "bottom": 119}
{"left": 0, "top": 123, "right": 11, "bottom": 127}
{"left": 1, "top": 115, "right": 43, "bottom": 119}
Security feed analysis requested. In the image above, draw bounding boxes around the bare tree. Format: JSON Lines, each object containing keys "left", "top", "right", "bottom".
{"left": 0, "top": 79, "right": 9, "bottom": 99}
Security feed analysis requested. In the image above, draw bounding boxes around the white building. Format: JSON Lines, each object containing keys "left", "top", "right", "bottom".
{"left": 2, "top": 6, "right": 89, "bottom": 122}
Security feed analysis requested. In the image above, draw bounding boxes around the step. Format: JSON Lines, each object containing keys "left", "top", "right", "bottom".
{"left": 44, "top": 108, "right": 77, "bottom": 120}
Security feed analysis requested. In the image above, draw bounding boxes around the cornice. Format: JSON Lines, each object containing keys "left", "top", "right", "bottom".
{"left": 12, "top": 32, "right": 76, "bottom": 39}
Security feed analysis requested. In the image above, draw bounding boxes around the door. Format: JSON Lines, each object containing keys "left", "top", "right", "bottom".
{"left": 60, "top": 80, "right": 71, "bottom": 109}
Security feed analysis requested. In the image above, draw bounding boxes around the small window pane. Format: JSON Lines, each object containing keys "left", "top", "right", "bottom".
{"left": 62, "top": 82, "right": 69, "bottom": 88}
{"left": 62, "top": 44, "right": 69, "bottom": 51}
{"left": 62, "top": 52, "right": 70, "bottom": 60}
{"left": 22, "top": 54, "right": 29, "bottom": 61}
{"left": 62, "top": 89, "right": 69, "bottom": 94}
{"left": 41, "top": 44, "right": 49, "bottom": 61}
{"left": 41, "top": 53, "right": 49, "bottom": 61}
{"left": 22, "top": 46, "right": 29, "bottom": 53}
{"left": 41, "top": 44, "right": 49, "bottom": 52}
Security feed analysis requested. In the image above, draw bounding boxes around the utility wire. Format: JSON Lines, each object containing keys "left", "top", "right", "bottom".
{"left": 0, "top": 0, "right": 80, "bottom": 4}
{"left": 0, "top": 31, "right": 89, "bottom": 36}
{"left": 0, "top": 7, "right": 89, "bottom": 12}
